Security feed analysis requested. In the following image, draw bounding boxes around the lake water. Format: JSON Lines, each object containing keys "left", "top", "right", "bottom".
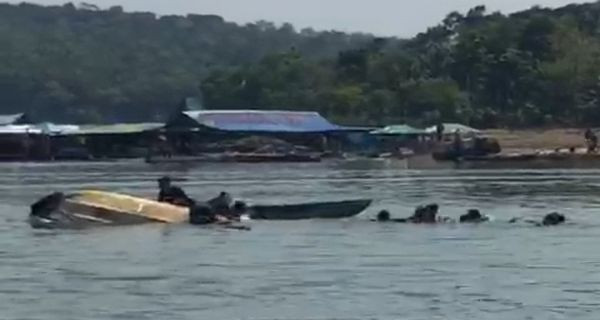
{"left": 2, "top": 161, "right": 600, "bottom": 320}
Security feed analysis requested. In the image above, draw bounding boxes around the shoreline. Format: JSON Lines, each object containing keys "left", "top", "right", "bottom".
{"left": 483, "top": 128, "right": 588, "bottom": 152}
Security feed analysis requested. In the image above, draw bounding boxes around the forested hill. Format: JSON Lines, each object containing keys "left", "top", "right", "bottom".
{"left": 0, "top": 3, "right": 383, "bottom": 123}
{"left": 3, "top": 2, "right": 600, "bottom": 127}
{"left": 203, "top": 2, "right": 600, "bottom": 128}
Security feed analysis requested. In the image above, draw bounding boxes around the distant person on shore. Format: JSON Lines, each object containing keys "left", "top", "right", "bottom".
{"left": 452, "top": 129, "right": 464, "bottom": 159}
{"left": 436, "top": 123, "right": 445, "bottom": 142}
{"left": 585, "top": 129, "right": 598, "bottom": 153}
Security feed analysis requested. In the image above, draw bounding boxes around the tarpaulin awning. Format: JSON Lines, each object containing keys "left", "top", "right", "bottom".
{"left": 0, "top": 124, "right": 79, "bottom": 135}
{"left": 181, "top": 110, "right": 341, "bottom": 133}
{"left": 67, "top": 123, "right": 163, "bottom": 135}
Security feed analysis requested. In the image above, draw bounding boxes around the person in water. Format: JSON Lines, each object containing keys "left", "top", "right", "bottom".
{"left": 542, "top": 212, "right": 566, "bottom": 226}
{"left": 231, "top": 201, "right": 249, "bottom": 218}
{"left": 460, "top": 209, "right": 489, "bottom": 223}
{"left": 412, "top": 204, "right": 440, "bottom": 223}
{"left": 375, "top": 210, "right": 399, "bottom": 222}
{"left": 375, "top": 204, "right": 442, "bottom": 224}
{"left": 208, "top": 192, "right": 233, "bottom": 212}
{"left": 157, "top": 176, "right": 195, "bottom": 207}
{"left": 30, "top": 192, "right": 66, "bottom": 219}
{"left": 188, "top": 204, "right": 219, "bottom": 225}
{"left": 509, "top": 212, "right": 566, "bottom": 227}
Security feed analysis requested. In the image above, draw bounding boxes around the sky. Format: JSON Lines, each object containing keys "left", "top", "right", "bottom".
{"left": 9, "top": 0, "right": 590, "bottom": 37}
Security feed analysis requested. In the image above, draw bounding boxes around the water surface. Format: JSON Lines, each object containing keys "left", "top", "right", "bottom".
{"left": 2, "top": 161, "right": 600, "bottom": 320}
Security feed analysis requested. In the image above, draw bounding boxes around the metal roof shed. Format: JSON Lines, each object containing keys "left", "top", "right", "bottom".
{"left": 168, "top": 110, "right": 342, "bottom": 133}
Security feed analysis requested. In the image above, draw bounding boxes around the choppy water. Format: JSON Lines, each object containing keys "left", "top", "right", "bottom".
{"left": 2, "top": 160, "right": 600, "bottom": 320}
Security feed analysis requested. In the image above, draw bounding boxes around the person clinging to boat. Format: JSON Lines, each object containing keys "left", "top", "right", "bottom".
{"left": 157, "top": 176, "right": 243, "bottom": 226}
{"left": 207, "top": 192, "right": 247, "bottom": 220}
{"left": 157, "top": 176, "right": 217, "bottom": 224}
{"left": 207, "top": 192, "right": 233, "bottom": 214}
{"left": 157, "top": 176, "right": 195, "bottom": 207}
{"left": 584, "top": 128, "right": 598, "bottom": 153}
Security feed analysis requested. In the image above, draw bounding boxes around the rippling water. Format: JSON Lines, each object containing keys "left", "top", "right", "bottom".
{"left": 2, "top": 160, "right": 600, "bottom": 319}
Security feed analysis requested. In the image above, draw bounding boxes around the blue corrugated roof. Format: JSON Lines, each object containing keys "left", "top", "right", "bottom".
{"left": 183, "top": 110, "right": 341, "bottom": 133}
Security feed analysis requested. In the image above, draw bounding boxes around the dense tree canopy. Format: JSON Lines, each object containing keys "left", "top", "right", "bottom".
{"left": 203, "top": 2, "right": 600, "bottom": 128}
{"left": 0, "top": 2, "right": 376, "bottom": 123}
{"left": 2, "top": 2, "right": 600, "bottom": 127}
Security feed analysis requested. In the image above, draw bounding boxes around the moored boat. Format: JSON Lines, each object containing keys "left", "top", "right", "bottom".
{"left": 249, "top": 199, "right": 372, "bottom": 220}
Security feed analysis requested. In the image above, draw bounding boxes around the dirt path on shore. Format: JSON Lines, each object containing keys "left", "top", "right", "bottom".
{"left": 484, "top": 128, "right": 587, "bottom": 152}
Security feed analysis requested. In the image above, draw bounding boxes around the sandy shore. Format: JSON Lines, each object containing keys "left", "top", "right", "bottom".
{"left": 483, "top": 128, "right": 588, "bottom": 152}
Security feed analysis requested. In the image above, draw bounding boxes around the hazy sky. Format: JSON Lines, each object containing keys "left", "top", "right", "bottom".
{"left": 11, "top": 0, "right": 590, "bottom": 36}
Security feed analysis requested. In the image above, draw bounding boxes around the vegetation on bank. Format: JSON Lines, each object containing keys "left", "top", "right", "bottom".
{"left": 0, "top": 2, "right": 378, "bottom": 123}
{"left": 2, "top": 2, "right": 600, "bottom": 128}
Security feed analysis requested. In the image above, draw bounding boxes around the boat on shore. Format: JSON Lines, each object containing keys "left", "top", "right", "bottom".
{"left": 249, "top": 199, "right": 372, "bottom": 220}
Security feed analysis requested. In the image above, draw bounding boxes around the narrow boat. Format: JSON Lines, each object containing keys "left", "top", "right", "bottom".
{"left": 249, "top": 199, "right": 372, "bottom": 220}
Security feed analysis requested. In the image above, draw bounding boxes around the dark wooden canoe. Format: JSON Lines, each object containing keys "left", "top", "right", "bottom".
{"left": 249, "top": 199, "right": 372, "bottom": 220}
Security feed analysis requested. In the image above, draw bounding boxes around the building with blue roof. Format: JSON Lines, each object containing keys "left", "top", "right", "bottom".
{"left": 167, "top": 110, "right": 342, "bottom": 133}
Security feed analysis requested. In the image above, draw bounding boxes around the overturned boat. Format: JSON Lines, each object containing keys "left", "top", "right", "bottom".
{"left": 29, "top": 190, "right": 189, "bottom": 229}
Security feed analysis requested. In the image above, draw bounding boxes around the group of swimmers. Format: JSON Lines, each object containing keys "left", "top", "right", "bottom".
{"left": 374, "top": 205, "right": 566, "bottom": 227}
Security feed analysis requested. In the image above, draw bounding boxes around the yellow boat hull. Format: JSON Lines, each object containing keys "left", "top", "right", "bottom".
{"left": 63, "top": 190, "right": 190, "bottom": 225}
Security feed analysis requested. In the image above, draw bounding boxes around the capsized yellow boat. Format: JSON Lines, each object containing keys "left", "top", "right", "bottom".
{"left": 66, "top": 190, "right": 190, "bottom": 223}
{"left": 30, "top": 190, "right": 190, "bottom": 229}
